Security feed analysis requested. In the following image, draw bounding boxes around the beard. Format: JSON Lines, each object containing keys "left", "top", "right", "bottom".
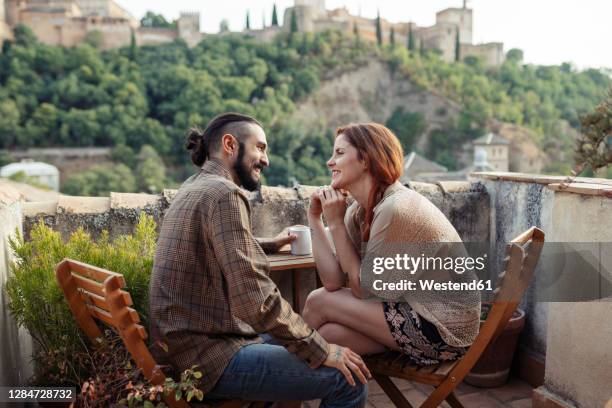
{"left": 234, "top": 143, "right": 262, "bottom": 192}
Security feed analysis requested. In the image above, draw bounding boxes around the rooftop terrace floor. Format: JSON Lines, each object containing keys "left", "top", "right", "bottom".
{"left": 303, "top": 376, "right": 533, "bottom": 408}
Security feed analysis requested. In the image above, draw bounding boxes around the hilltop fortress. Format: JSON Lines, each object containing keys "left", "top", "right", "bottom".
{"left": 250, "top": 0, "right": 505, "bottom": 67}
{"left": 0, "top": 0, "right": 202, "bottom": 48}
{"left": 0, "top": 0, "right": 503, "bottom": 67}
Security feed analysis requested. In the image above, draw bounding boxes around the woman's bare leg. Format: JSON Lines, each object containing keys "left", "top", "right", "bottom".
{"left": 318, "top": 323, "right": 386, "bottom": 355}
{"left": 302, "top": 287, "right": 399, "bottom": 352}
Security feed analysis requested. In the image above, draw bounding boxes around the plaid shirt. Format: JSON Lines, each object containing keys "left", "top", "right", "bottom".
{"left": 149, "top": 159, "right": 329, "bottom": 393}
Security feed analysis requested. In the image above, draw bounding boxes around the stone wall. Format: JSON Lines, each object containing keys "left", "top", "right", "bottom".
{"left": 0, "top": 186, "right": 33, "bottom": 388}
{"left": 473, "top": 172, "right": 612, "bottom": 408}
{"left": 21, "top": 181, "right": 489, "bottom": 243}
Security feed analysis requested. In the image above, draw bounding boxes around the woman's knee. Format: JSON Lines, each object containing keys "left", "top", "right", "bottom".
{"left": 304, "top": 287, "right": 332, "bottom": 312}
{"left": 317, "top": 323, "right": 350, "bottom": 344}
{"left": 303, "top": 287, "right": 335, "bottom": 326}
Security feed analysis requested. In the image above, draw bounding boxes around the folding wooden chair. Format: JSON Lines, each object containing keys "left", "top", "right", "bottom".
{"left": 56, "top": 258, "right": 259, "bottom": 408}
{"left": 364, "top": 226, "right": 545, "bottom": 408}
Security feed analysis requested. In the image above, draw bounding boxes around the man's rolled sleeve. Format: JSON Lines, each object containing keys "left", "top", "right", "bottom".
{"left": 210, "top": 189, "right": 329, "bottom": 366}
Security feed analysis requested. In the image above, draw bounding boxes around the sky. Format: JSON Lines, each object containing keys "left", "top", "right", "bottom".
{"left": 115, "top": 0, "right": 612, "bottom": 69}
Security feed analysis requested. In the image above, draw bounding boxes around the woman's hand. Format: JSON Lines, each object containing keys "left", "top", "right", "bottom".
{"left": 322, "top": 344, "right": 371, "bottom": 386}
{"left": 319, "top": 187, "right": 347, "bottom": 228}
{"left": 308, "top": 189, "right": 323, "bottom": 221}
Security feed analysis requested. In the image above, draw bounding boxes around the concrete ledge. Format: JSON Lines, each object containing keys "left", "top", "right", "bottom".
{"left": 21, "top": 201, "right": 58, "bottom": 216}
{"left": 58, "top": 196, "right": 110, "bottom": 214}
{"left": 548, "top": 182, "right": 612, "bottom": 197}
{"left": 472, "top": 172, "right": 612, "bottom": 187}
{"left": 110, "top": 192, "right": 160, "bottom": 209}
{"left": 533, "top": 387, "right": 576, "bottom": 408}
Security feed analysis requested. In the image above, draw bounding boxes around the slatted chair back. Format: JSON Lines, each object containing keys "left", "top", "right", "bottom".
{"left": 365, "top": 226, "right": 545, "bottom": 408}
{"left": 55, "top": 258, "right": 190, "bottom": 408}
{"left": 423, "top": 226, "right": 545, "bottom": 407}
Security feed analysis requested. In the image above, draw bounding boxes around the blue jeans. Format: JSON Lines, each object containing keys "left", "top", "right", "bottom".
{"left": 205, "top": 336, "right": 368, "bottom": 407}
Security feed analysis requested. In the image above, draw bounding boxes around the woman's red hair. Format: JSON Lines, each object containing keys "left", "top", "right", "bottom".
{"left": 335, "top": 123, "right": 404, "bottom": 242}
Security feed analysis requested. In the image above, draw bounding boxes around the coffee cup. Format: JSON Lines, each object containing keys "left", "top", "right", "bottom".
{"left": 289, "top": 225, "right": 312, "bottom": 255}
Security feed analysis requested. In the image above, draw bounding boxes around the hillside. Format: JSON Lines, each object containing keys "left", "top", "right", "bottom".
{"left": 0, "top": 26, "right": 610, "bottom": 194}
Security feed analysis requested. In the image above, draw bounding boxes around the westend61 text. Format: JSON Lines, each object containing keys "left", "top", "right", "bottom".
{"left": 372, "top": 279, "right": 493, "bottom": 292}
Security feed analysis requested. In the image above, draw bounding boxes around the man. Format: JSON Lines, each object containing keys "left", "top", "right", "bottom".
{"left": 149, "top": 112, "right": 369, "bottom": 406}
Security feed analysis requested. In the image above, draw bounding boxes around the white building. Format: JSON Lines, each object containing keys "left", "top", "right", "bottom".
{"left": 0, "top": 160, "right": 60, "bottom": 191}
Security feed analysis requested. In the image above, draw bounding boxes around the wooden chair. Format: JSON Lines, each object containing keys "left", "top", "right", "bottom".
{"left": 364, "top": 226, "right": 545, "bottom": 408}
{"left": 55, "top": 258, "right": 256, "bottom": 408}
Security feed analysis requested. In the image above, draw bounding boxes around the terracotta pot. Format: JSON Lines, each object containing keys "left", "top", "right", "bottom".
{"left": 464, "top": 304, "right": 526, "bottom": 388}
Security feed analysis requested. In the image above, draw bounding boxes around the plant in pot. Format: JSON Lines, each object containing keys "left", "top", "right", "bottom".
{"left": 465, "top": 302, "right": 526, "bottom": 388}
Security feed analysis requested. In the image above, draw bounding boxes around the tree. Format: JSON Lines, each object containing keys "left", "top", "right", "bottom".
{"left": 84, "top": 30, "right": 103, "bottom": 49}
{"left": 219, "top": 19, "right": 230, "bottom": 33}
{"left": 129, "top": 28, "right": 137, "bottom": 61}
{"left": 271, "top": 4, "right": 279, "bottom": 26}
{"left": 375, "top": 11, "right": 382, "bottom": 46}
{"left": 13, "top": 24, "right": 37, "bottom": 46}
{"left": 575, "top": 88, "right": 612, "bottom": 176}
{"left": 386, "top": 108, "right": 426, "bottom": 151}
{"left": 246, "top": 11, "right": 251, "bottom": 30}
{"left": 353, "top": 21, "right": 360, "bottom": 47}
{"left": 63, "top": 164, "right": 136, "bottom": 196}
{"left": 140, "top": 11, "right": 176, "bottom": 28}
{"left": 390, "top": 27, "right": 395, "bottom": 47}
{"left": 455, "top": 27, "right": 461, "bottom": 62}
{"left": 136, "top": 145, "right": 166, "bottom": 193}
{"left": 408, "top": 25, "right": 415, "bottom": 51}
{"left": 506, "top": 48, "right": 524, "bottom": 64}
{"left": 290, "top": 9, "right": 298, "bottom": 34}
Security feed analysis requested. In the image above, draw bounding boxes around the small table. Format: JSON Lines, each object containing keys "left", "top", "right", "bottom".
{"left": 268, "top": 252, "right": 316, "bottom": 312}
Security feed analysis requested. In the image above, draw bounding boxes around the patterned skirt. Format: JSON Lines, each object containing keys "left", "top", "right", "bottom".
{"left": 383, "top": 301, "right": 467, "bottom": 366}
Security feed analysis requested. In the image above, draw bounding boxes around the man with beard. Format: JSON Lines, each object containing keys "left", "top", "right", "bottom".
{"left": 149, "top": 113, "right": 369, "bottom": 406}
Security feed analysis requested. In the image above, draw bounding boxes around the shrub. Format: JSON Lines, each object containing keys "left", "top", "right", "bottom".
{"left": 4, "top": 214, "right": 203, "bottom": 406}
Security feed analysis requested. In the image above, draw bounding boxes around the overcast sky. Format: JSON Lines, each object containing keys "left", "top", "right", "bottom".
{"left": 116, "top": 0, "right": 612, "bottom": 69}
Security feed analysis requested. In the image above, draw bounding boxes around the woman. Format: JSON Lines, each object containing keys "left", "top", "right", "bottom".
{"left": 303, "top": 123, "right": 481, "bottom": 365}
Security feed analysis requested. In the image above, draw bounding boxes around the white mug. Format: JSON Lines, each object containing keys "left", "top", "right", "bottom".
{"left": 289, "top": 225, "right": 312, "bottom": 255}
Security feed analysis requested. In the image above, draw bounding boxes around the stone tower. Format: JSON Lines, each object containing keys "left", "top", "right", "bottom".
{"left": 0, "top": 0, "right": 13, "bottom": 42}
{"left": 436, "top": 7, "right": 472, "bottom": 44}
{"left": 284, "top": 0, "right": 327, "bottom": 32}
{"left": 178, "top": 11, "right": 201, "bottom": 47}
{"left": 295, "top": 0, "right": 325, "bottom": 17}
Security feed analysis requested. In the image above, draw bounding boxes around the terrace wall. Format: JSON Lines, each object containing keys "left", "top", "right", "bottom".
{"left": 474, "top": 173, "right": 612, "bottom": 408}
{"left": 0, "top": 185, "right": 33, "bottom": 388}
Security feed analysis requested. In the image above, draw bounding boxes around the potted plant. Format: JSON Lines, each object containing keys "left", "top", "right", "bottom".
{"left": 464, "top": 302, "right": 526, "bottom": 387}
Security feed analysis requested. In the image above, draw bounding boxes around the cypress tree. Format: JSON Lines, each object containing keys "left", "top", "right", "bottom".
{"left": 390, "top": 27, "right": 395, "bottom": 46}
{"left": 290, "top": 9, "right": 298, "bottom": 33}
{"left": 272, "top": 4, "right": 279, "bottom": 26}
{"left": 246, "top": 11, "right": 251, "bottom": 30}
{"left": 408, "top": 25, "right": 415, "bottom": 51}
{"left": 455, "top": 27, "right": 461, "bottom": 62}
{"left": 353, "top": 21, "right": 360, "bottom": 46}
{"left": 375, "top": 10, "right": 382, "bottom": 46}
{"left": 129, "top": 28, "right": 137, "bottom": 61}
